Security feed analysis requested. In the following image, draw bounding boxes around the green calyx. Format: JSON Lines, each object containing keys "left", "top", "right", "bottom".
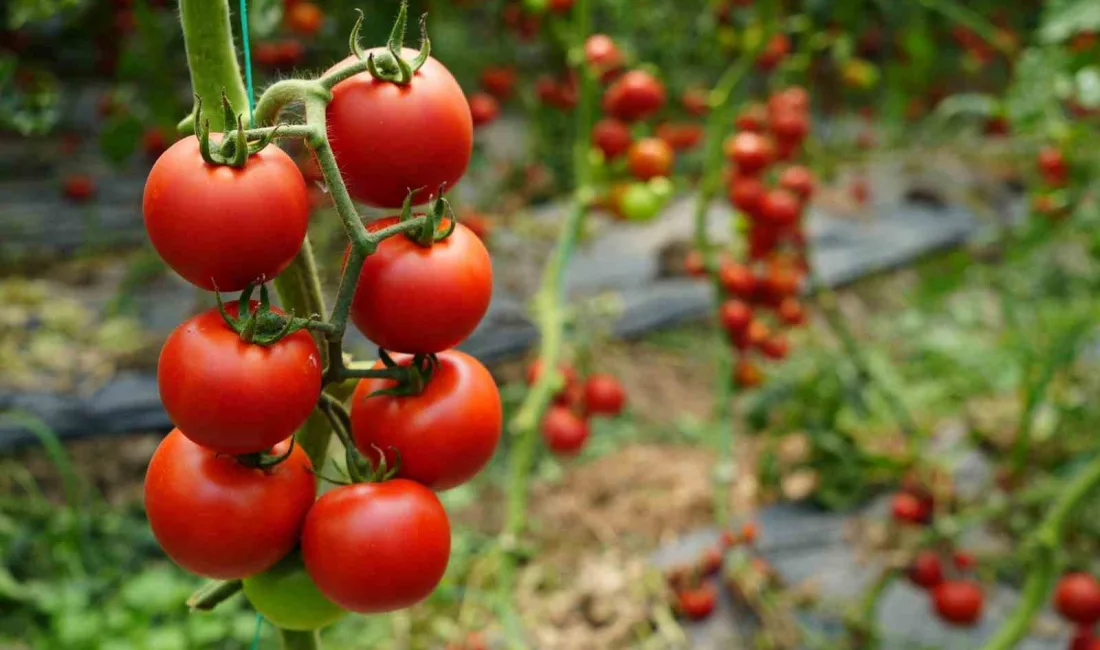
{"left": 195, "top": 93, "right": 279, "bottom": 168}
{"left": 350, "top": 1, "right": 431, "bottom": 85}
{"left": 366, "top": 349, "right": 439, "bottom": 398}
{"left": 216, "top": 283, "right": 321, "bottom": 346}
{"left": 234, "top": 438, "right": 297, "bottom": 470}
{"left": 399, "top": 186, "right": 458, "bottom": 247}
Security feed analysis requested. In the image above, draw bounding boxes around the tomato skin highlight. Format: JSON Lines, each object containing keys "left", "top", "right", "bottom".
{"left": 326, "top": 49, "right": 473, "bottom": 208}
{"left": 157, "top": 301, "right": 322, "bottom": 455}
{"left": 350, "top": 350, "right": 502, "bottom": 491}
{"left": 144, "top": 430, "right": 316, "bottom": 579}
{"left": 243, "top": 554, "right": 347, "bottom": 631}
{"left": 302, "top": 480, "right": 451, "bottom": 613}
{"left": 143, "top": 136, "right": 309, "bottom": 292}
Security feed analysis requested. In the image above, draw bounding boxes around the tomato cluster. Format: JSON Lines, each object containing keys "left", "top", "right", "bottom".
{"left": 527, "top": 360, "right": 627, "bottom": 456}
{"left": 1055, "top": 573, "right": 1100, "bottom": 649}
{"left": 141, "top": 17, "right": 500, "bottom": 627}
{"left": 665, "top": 521, "right": 762, "bottom": 622}
{"left": 904, "top": 549, "right": 985, "bottom": 627}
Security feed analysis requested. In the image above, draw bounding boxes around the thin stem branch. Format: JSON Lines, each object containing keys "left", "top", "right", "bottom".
{"left": 186, "top": 579, "right": 242, "bottom": 611}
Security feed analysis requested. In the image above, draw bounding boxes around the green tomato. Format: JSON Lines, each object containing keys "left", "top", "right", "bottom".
{"left": 648, "top": 176, "right": 674, "bottom": 202}
{"left": 620, "top": 184, "right": 662, "bottom": 222}
{"left": 243, "top": 555, "right": 346, "bottom": 631}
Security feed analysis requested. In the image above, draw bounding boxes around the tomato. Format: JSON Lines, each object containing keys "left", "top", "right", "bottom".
{"left": 681, "top": 87, "right": 709, "bottom": 116}
{"left": 277, "top": 40, "right": 305, "bottom": 67}
{"left": 777, "top": 297, "right": 805, "bottom": 326}
{"left": 719, "top": 261, "right": 756, "bottom": 298}
{"left": 699, "top": 546, "right": 723, "bottom": 575}
{"left": 770, "top": 110, "right": 810, "bottom": 144}
{"left": 1055, "top": 573, "right": 1100, "bottom": 624}
{"left": 759, "top": 335, "right": 789, "bottom": 360}
{"left": 350, "top": 350, "right": 501, "bottom": 491}
{"left": 908, "top": 551, "right": 944, "bottom": 589}
{"left": 144, "top": 137, "right": 309, "bottom": 292}
{"left": 142, "top": 128, "right": 169, "bottom": 158}
{"left": 63, "top": 174, "right": 96, "bottom": 202}
{"left": 480, "top": 65, "right": 517, "bottom": 100}
{"left": 254, "top": 41, "right": 283, "bottom": 68}
{"left": 770, "top": 86, "right": 810, "bottom": 114}
{"left": 243, "top": 554, "right": 346, "bottom": 631}
{"left": 326, "top": 49, "right": 472, "bottom": 208}
{"left": 548, "top": 0, "right": 574, "bottom": 14}
{"left": 932, "top": 580, "right": 984, "bottom": 626}
{"left": 627, "top": 137, "right": 674, "bottom": 181}
{"left": 759, "top": 189, "right": 802, "bottom": 226}
{"left": 584, "top": 34, "right": 623, "bottom": 73}
{"left": 756, "top": 33, "right": 790, "bottom": 70}
{"left": 747, "top": 225, "right": 779, "bottom": 261}
{"left": 619, "top": 183, "right": 663, "bottom": 221}
{"left": 158, "top": 301, "right": 321, "bottom": 454}
{"left": 740, "top": 521, "right": 759, "bottom": 544}
{"left": 468, "top": 92, "right": 500, "bottom": 128}
{"left": 725, "top": 132, "right": 773, "bottom": 175}
{"left": 734, "top": 103, "right": 767, "bottom": 132}
{"left": 850, "top": 177, "right": 870, "bottom": 205}
{"left": 526, "top": 359, "right": 577, "bottom": 390}
{"left": 891, "top": 492, "right": 932, "bottom": 525}
{"left": 684, "top": 250, "right": 707, "bottom": 277}
{"left": 953, "top": 551, "right": 976, "bottom": 572}
{"left": 302, "top": 480, "right": 451, "bottom": 613}
{"left": 734, "top": 358, "right": 763, "bottom": 387}
{"left": 583, "top": 373, "right": 626, "bottom": 416}
{"left": 144, "top": 430, "right": 316, "bottom": 579}
{"left": 778, "top": 166, "right": 815, "bottom": 200}
{"left": 734, "top": 319, "right": 770, "bottom": 351}
{"left": 677, "top": 583, "right": 717, "bottom": 620}
{"left": 349, "top": 217, "right": 492, "bottom": 354}
{"left": 285, "top": 1, "right": 323, "bottom": 36}
{"left": 719, "top": 300, "right": 752, "bottom": 334}
{"left": 727, "top": 174, "right": 766, "bottom": 216}
{"left": 541, "top": 405, "right": 589, "bottom": 454}
{"left": 603, "top": 70, "right": 666, "bottom": 122}
{"left": 656, "top": 123, "right": 703, "bottom": 151}
{"left": 592, "top": 118, "right": 633, "bottom": 159}
{"left": 1037, "top": 146, "right": 1068, "bottom": 187}
{"left": 536, "top": 73, "right": 578, "bottom": 110}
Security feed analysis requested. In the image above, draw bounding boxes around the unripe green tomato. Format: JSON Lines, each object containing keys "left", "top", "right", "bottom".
{"left": 243, "top": 555, "right": 347, "bottom": 631}
{"left": 648, "top": 176, "right": 674, "bottom": 202}
{"left": 620, "top": 184, "right": 662, "bottom": 222}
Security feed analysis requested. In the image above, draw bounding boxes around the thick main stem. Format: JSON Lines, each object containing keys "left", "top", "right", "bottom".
{"left": 281, "top": 631, "right": 321, "bottom": 650}
{"left": 178, "top": 0, "right": 250, "bottom": 131}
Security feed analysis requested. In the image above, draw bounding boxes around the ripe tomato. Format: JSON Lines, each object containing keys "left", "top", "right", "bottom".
{"left": 740, "top": 521, "right": 759, "bottom": 543}
{"left": 548, "top": 0, "right": 574, "bottom": 14}
{"left": 142, "top": 128, "right": 169, "bottom": 158}
{"left": 350, "top": 350, "right": 501, "bottom": 491}
{"left": 627, "top": 137, "right": 674, "bottom": 181}
{"left": 719, "top": 299, "right": 752, "bottom": 334}
{"left": 583, "top": 373, "right": 626, "bottom": 416}
{"left": 536, "top": 73, "right": 578, "bottom": 110}
{"left": 719, "top": 261, "right": 756, "bottom": 298}
{"left": 932, "top": 580, "right": 984, "bottom": 626}
{"left": 1037, "top": 146, "right": 1068, "bottom": 187}
{"left": 699, "top": 546, "right": 723, "bottom": 575}
{"left": 541, "top": 405, "right": 589, "bottom": 454}
{"left": 953, "top": 551, "right": 976, "bottom": 572}
{"left": 777, "top": 297, "right": 806, "bottom": 326}
{"left": 603, "top": 70, "right": 666, "bottom": 122}
{"left": 63, "top": 174, "right": 96, "bottom": 202}
{"left": 158, "top": 301, "right": 321, "bottom": 455}
{"left": 584, "top": 34, "right": 623, "bottom": 73}
{"left": 759, "top": 189, "right": 802, "bottom": 226}
{"left": 727, "top": 174, "right": 766, "bottom": 216}
{"left": 285, "top": 1, "right": 323, "bottom": 36}
{"left": 592, "top": 118, "right": 633, "bottom": 159}
{"left": 759, "top": 334, "right": 789, "bottom": 360}
{"left": 656, "top": 122, "right": 704, "bottom": 151}
{"left": 735, "top": 103, "right": 767, "bottom": 132}
{"left": 725, "top": 132, "right": 773, "bottom": 175}
{"left": 326, "top": 49, "right": 473, "bottom": 208}
{"left": 891, "top": 492, "right": 932, "bottom": 525}
{"left": 734, "top": 358, "right": 764, "bottom": 387}
{"left": 684, "top": 250, "right": 707, "bottom": 277}
{"left": 677, "top": 583, "right": 717, "bottom": 620}
{"left": 243, "top": 554, "right": 347, "bottom": 631}
{"left": 770, "top": 110, "right": 810, "bottom": 143}
{"left": 757, "top": 33, "right": 790, "bottom": 70}
{"left": 778, "top": 166, "right": 815, "bottom": 200}
{"left": 144, "top": 430, "right": 316, "bottom": 579}
{"left": 302, "top": 480, "right": 451, "bottom": 613}
{"left": 908, "top": 551, "right": 944, "bottom": 589}
{"left": 734, "top": 319, "right": 770, "bottom": 351}
{"left": 468, "top": 92, "right": 500, "bottom": 128}
{"left": 144, "top": 137, "right": 309, "bottom": 292}
{"left": 349, "top": 217, "right": 492, "bottom": 354}
{"left": 681, "top": 87, "right": 709, "bottom": 116}
{"left": 277, "top": 40, "right": 305, "bottom": 67}
{"left": 480, "top": 65, "right": 517, "bottom": 100}
{"left": 1055, "top": 573, "right": 1100, "bottom": 624}
{"left": 769, "top": 86, "right": 810, "bottom": 114}
{"left": 747, "top": 225, "right": 779, "bottom": 261}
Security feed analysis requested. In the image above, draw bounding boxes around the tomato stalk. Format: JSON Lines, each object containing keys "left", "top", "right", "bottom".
{"left": 186, "top": 579, "right": 243, "bottom": 611}
{"left": 178, "top": 0, "right": 250, "bottom": 133}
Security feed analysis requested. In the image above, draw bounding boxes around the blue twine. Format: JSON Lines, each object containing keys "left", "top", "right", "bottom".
{"left": 249, "top": 613, "right": 265, "bottom": 650}
{"left": 239, "top": 0, "right": 256, "bottom": 126}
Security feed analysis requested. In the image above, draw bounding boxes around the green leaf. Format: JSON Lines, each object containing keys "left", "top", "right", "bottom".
{"left": 1039, "top": 0, "right": 1100, "bottom": 44}
{"left": 1005, "top": 47, "right": 1071, "bottom": 130}
{"left": 5, "top": 0, "right": 80, "bottom": 28}
{"left": 98, "top": 113, "right": 144, "bottom": 166}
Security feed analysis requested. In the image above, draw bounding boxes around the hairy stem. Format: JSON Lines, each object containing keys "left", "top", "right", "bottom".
{"left": 178, "top": 0, "right": 250, "bottom": 132}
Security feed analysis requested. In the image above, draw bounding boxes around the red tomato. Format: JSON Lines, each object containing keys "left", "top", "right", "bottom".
{"left": 158, "top": 301, "right": 322, "bottom": 455}
{"left": 583, "top": 373, "right": 626, "bottom": 416}
{"left": 681, "top": 87, "right": 709, "bottom": 116}
{"left": 740, "top": 521, "right": 759, "bottom": 543}
{"left": 1037, "top": 146, "right": 1068, "bottom": 187}
{"left": 684, "top": 250, "right": 707, "bottom": 277}
{"left": 953, "top": 551, "right": 976, "bottom": 572}
{"left": 302, "top": 480, "right": 450, "bottom": 613}
{"left": 734, "top": 319, "right": 770, "bottom": 351}
{"left": 677, "top": 583, "right": 717, "bottom": 620}
{"left": 719, "top": 261, "right": 756, "bottom": 298}
{"left": 526, "top": 359, "right": 578, "bottom": 390}
{"left": 1070, "top": 627, "right": 1098, "bottom": 650}
{"left": 759, "top": 334, "right": 789, "bottom": 360}
{"left": 747, "top": 226, "right": 779, "bottom": 262}
{"left": 699, "top": 546, "right": 723, "bottom": 575}
{"left": 603, "top": 70, "right": 666, "bottom": 122}
{"left": 286, "top": 1, "right": 323, "bottom": 36}
{"left": 932, "top": 580, "right": 984, "bottom": 626}
{"left": 254, "top": 41, "right": 283, "bottom": 68}
{"left": 349, "top": 217, "right": 492, "bottom": 354}
{"left": 142, "top": 128, "right": 169, "bottom": 158}
{"left": 725, "top": 132, "right": 774, "bottom": 175}
{"left": 626, "top": 137, "right": 674, "bottom": 181}
{"left": 734, "top": 358, "right": 764, "bottom": 387}
{"left": 584, "top": 34, "right": 623, "bottom": 73}
{"left": 592, "top": 118, "right": 633, "bottom": 159}
{"left": 719, "top": 300, "right": 752, "bottom": 334}
{"left": 541, "top": 405, "right": 589, "bottom": 455}
{"left": 536, "top": 74, "right": 577, "bottom": 110}
{"left": 777, "top": 297, "right": 805, "bottom": 326}
{"left": 759, "top": 188, "right": 802, "bottom": 226}
{"left": 350, "top": 350, "right": 502, "bottom": 491}
{"left": 735, "top": 103, "right": 767, "bottom": 132}
{"left": 908, "top": 551, "right": 944, "bottom": 589}
{"left": 727, "top": 174, "right": 766, "bottom": 216}
{"left": 656, "top": 122, "right": 704, "bottom": 151}
{"left": 769, "top": 87, "right": 810, "bottom": 114}
{"left": 480, "top": 65, "right": 517, "bottom": 100}
{"left": 757, "top": 33, "right": 790, "bottom": 70}
{"left": 778, "top": 165, "right": 815, "bottom": 200}
{"left": 63, "top": 174, "right": 96, "bottom": 202}
{"left": 144, "top": 430, "right": 316, "bottom": 579}
{"left": 548, "top": 0, "right": 574, "bottom": 14}
{"left": 277, "top": 40, "right": 305, "bottom": 67}
{"left": 143, "top": 136, "right": 309, "bottom": 291}
{"left": 1055, "top": 573, "right": 1100, "bottom": 625}
{"left": 770, "top": 109, "right": 810, "bottom": 143}
{"left": 891, "top": 492, "right": 932, "bottom": 525}
{"left": 468, "top": 92, "right": 500, "bottom": 128}
{"left": 326, "top": 49, "right": 472, "bottom": 208}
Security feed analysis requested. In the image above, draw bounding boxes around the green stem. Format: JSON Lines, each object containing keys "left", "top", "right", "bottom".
{"left": 280, "top": 631, "right": 321, "bottom": 650}
{"left": 178, "top": 0, "right": 250, "bottom": 132}
{"left": 913, "top": 0, "right": 1012, "bottom": 55}
{"left": 979, "top": 453, "right": 1100, "bottom": 650}
{"left": 186, "top": 579, "right": 242, "bottom": 611}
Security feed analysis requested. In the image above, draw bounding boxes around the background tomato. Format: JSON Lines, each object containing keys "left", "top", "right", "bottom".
{"left": 243, "top": 554, "right": 346, "bottom": 631}
{"left": 350, "top": 349, "right": 502, "bottom": 491}
{"left": 302, "top": 480, "right": 451, "bottom": 613}
{"left": 541, "top": 405, "right": 589, "bottom": 454}
{"left": 619, "top": 183, "right": 663, "bottom": 221}
{"left": 144, "top": 430, "right": 316, "bottom": 579}
{"left": 1055, "top": 573, "right": 1100, "bottom": 624}
{"left": 592, "top": 118, "right": 632, "bottom": 159}
{"left": 583, "top": 374, "right": 626, "bottom": 416}
{"left": 326, "top": 49, "right": 473, "bottom": 208}
{"left": 627, "top": 137, "right": 674, "bottom": 181}
{"left": 157, "top": 301, "right": 322, "bottom": 455}
{"left": 932, "top": 580, "right": 984, "bottom": 626}
{"left": 349, "top": 217, "right": 492, "bottom": 354}
{"left": 143, "top": 136, "right": 309, "bottom": 292}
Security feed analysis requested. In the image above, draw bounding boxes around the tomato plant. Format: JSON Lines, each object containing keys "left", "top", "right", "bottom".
{"left": 242, "top": 555, "right": 347, "bottom": 631}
